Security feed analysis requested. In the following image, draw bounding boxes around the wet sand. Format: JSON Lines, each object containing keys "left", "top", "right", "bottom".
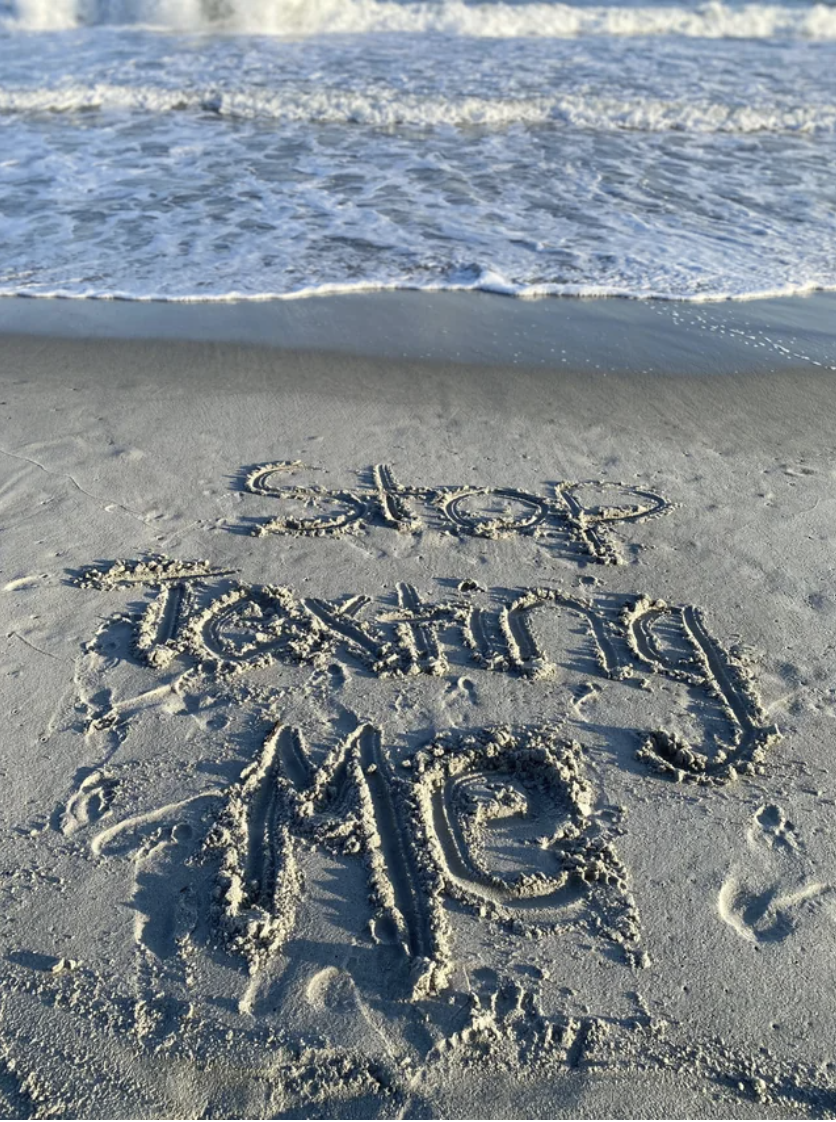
{"left": 1, "top": 294, "right": 835, "bottom": 1119}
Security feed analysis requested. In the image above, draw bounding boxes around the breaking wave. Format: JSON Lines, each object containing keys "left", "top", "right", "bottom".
{"left": 6, "top": 0, "right": 836, "bottom": 40}
{"left": 2, "top": 83, "right": 835, "bottom": 133}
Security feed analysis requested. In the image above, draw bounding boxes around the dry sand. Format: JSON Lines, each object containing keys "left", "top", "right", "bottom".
{"left": 1, "top": 293, "right": 836, "bottom": 1119}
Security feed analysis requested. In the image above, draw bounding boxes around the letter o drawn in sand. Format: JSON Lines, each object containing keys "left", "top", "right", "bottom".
{"left": 440, "top": 488, "right": 551, "bottom": 537}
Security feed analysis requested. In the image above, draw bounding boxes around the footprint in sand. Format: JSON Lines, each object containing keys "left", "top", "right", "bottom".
{"left": 446, "top": 676, "right": 477, "bottom": 705}
{"left": 58, "top": 769, "right": 119, "bottom": 836}
{"left": 718, "top": 803, "right": 832, "bottom": 944}
{"left": 305, "top": 966, "right": 363, "bottom": 1016}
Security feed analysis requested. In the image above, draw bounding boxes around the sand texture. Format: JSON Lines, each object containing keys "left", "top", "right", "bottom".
{"left": 1, "top": 300, "right": 836, "bottom": 1119}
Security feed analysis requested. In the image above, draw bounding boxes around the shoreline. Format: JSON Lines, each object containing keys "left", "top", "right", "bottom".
{"left": 1, "top": 289, "right": 835, "bottom": 375}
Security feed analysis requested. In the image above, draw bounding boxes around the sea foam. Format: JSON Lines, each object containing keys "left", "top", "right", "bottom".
{"left": 1, "top": 83, "right": 835, "bottom": 134}
{"left": 6, "top": 0, "right": 836, "bottom": 39}
{"left": 1, "top": 1, "right": 835, "bottom": 302}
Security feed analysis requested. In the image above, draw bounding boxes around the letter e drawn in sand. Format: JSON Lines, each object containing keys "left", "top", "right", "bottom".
{"left": 410, "top": 726, "right": 642, "bottom": 964}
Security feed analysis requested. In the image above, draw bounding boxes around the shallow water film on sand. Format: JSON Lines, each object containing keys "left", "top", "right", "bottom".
{"left": 1, "top": 0, "right": 836, "bottom": 299}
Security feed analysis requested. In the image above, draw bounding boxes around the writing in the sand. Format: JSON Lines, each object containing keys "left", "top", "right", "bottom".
{"left": 77, "top": 560, "right": 776, "bottom": 786}
{"left": 71, "top": 534, "right": 779, "bottom": 1004}
{"left": 240, "top": 461, "right": 674, "bottom": 566}
{"left": 208, "top": 721, "right": 642, "bottom": 992}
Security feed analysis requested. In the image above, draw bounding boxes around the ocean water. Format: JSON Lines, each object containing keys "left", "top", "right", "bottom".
{"left": 0, "top": 0, "right": 835, "bottom": 300}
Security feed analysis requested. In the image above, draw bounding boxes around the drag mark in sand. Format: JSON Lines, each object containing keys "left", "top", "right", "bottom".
{"left": 302, "top": 595, "right": 382, "bottom": 665}
{"left": 136, "top": 581, "right": 193, "bottom": 669}
{"left": 209, "top": 724, "right": 302, "bottom": 973}
{"left": 76, "top": 555, "right": 233, "bottom": 590}
{"left": 462, "top": 603, "right": 509, "bottom": 672}
{"left": 499, "top": 598, "right": 554, "bottom": 680}
{"left": 372, "top": 463, "right": 420, "bottom": 532}
{"left": 355, "top": 725, "right": 436, "bottom": 969}
{"left": 0, "top": 443, "right": 147, "bottom": 524}
{"left": 379, "top": 582, "right": 450, "bottom": 676}
{"left": 91, "top": 791, "right": 224, "bottom": 858}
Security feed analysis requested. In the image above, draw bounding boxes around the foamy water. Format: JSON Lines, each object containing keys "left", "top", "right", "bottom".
{"left": 1, "top": 0, "right": 835, "bottom": 301}
{"left": 7, "top": 0, "right": 836, "bottom": 38}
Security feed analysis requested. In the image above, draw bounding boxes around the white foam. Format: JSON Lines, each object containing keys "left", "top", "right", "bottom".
{"left": 2, "top": 83, "right": 834, "bottom": 134}
{"left": 7, "top": 0, "right": 836, "bottom": 40}
{"left": 11, "top": 0, "right": 77, "bottom": 29}
{"left": 0, "top": 84, "right": 558, "bottom": 126}
{"left": 5, "top": 276, "right": 835, "bottom": 303}
{"left": 2, "top": 90, "right": 834, "bottom": 303}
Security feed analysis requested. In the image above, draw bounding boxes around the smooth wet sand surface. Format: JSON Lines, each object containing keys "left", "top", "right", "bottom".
{"left": 1, "top": 297, "right": 836, "bottom": 1118}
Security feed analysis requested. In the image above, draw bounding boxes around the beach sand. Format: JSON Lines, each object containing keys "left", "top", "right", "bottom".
{"left": 1, "top": 293, "right": 835, "bottom": 1119}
